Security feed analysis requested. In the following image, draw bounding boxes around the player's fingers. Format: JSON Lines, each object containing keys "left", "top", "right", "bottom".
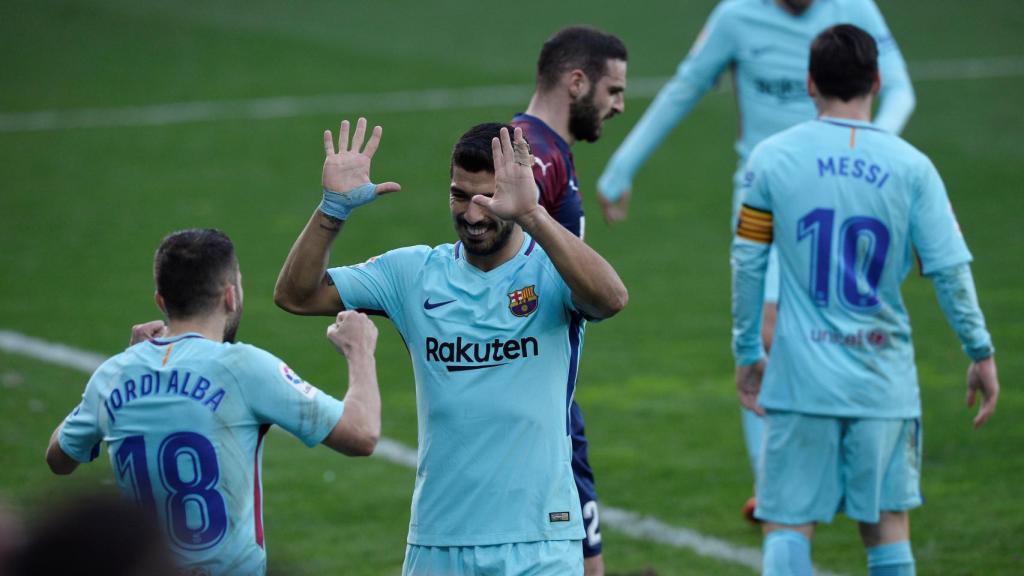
{"left": 965, "top": 384, "right": 976, "bottom": 408}
{"left": 500, "top": 127, "right": 514, "bottom": 165}
{"left": 324, "top": 130, "right": 335, "bottom": 156}
{"left": 375, "top": 182, "right": 402, "bottom": 195}
{"left": 471, "top": 194, "right": 496, "bottom": 213}
{"left": 491, "top": 137, "right": 505, "bottom": 179}
{"left": 974, "top": 397, "right": 996, "bottom": 428}
{"left": 363, "top": 125, "right": 383, "bottom": 159}
{"left": 351, "top": 117, "right": 368, "bottom": 154}
{"left": 338, "top": 120, "right": 350, "bottom": 153}
{"left": 336, "top": 311, "right": 348, "bottom": 323}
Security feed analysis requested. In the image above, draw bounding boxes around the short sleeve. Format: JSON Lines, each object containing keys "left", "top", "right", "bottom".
{"left": 327, "top": 246, "right": 429, "bottom": 328}
{"left": 910, "top": 160, "right": 972, "bottom": 275}
{"left": 234, "top": 346, "right": 345, "bottom": 448}
{"left": 58, "top": 376, "right": 105, "bottom": 463}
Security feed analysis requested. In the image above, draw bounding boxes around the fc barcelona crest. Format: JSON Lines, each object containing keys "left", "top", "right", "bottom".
{"left": 508, "top": 285, "right": 539, "bottom": 317}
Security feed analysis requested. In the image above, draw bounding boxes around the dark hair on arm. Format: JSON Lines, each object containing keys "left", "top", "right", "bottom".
{"left": 809, "top": 24, "right": 878, "bottom": 102}
{"left": 537, "top": 26, "right": 627, "bottom": 90}
{"left": 154, "top": 228, "right": 239, "bottom": 319}
{"left": 450, "top": 122, "right": 521, "bottom": 175}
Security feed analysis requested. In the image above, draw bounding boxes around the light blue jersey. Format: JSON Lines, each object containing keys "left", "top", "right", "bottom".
{"left": 599, "top": 0, "right": 915, "bottom": 211}
{"left": 733, "top": 117, "right": 972, "bottom": 418}
{"left": 328, "top": 234, "right": 586, "bottom": 547}
{"left": 58, "top": 334, "right": 345, "bottom": 575}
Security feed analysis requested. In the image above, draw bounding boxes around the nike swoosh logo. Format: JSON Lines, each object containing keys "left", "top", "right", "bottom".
{"left": 423, "top": 298, "right": 457, "bottom": 310}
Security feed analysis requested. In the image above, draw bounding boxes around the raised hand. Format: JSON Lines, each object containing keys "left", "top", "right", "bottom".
{"left": 322, "top": 117, "right": 401, "bottom": 197}
{"left": 326, "top": 311, "right": 378, "bottom": 359}
{"left": 471, "top": 127, "right": 541, "bottom": 222}
{"left": 966, "top": 356, "right": 999, "bottom": 428}
{"left": 129, "top": 320, "right": 166, "bottom": 345}
{"left": 736, "top": 360, "right": 766, "bottom": 416}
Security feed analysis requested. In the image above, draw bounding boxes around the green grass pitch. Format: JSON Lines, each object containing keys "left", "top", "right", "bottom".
{"left": 1, "top": 1, "right": 1022, "bottom": 573}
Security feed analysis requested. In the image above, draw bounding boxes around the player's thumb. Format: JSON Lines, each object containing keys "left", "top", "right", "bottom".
{"left": 375, "top": 182, "right": 401, "bottom": 195}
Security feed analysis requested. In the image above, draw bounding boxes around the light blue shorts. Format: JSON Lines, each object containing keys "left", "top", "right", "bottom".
{"left": 755, "top": 411, "right": 922, "bottom": 525}
{"left": 402, "top": 540, "right": 583, "bottom": 576}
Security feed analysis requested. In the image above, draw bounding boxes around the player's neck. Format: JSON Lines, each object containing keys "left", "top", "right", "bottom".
{"left": 164, "top": 317, "right": 227, "bottom": 343}
{"left": 816, "top": 95, "right": 873, "bottom": 123}
{"left": 525, "top": 93, "right": 575, "bottom": 146}
{"left": 465, "top": 226, "right": 526, "bottom": 272}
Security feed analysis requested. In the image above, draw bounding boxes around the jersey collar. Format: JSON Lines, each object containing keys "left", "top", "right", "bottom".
{"left": 817, "top": 116, "right": 885, "bottom": 133}
{"left": 513, "top": 113, "right": 572, "bottom": 156}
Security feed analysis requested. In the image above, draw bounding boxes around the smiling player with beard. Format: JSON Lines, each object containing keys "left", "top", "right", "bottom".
{"left": 274, "top": 119, "right": 628, "bottom": 575}
{"left": 510, "top": 26, "right": 627, "bottom": 575}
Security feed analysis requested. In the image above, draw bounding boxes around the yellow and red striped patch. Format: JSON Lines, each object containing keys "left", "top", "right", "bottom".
{"left": 736, "top": 204, "right": 773, "bottom": 243}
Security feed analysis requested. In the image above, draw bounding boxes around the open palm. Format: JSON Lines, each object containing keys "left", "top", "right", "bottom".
{"left": 472, "top": 126, "right": 539, "bottom": 221}
{"left": 322, "top": 117, "right": 400, "bottom": 195}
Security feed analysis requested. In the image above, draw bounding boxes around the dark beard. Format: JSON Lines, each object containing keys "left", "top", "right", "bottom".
{"left": 459, "top": 219, "right": 514, "bottom": 257}
{"left": 568, "top": 90, "right": 602, "bottom": 143}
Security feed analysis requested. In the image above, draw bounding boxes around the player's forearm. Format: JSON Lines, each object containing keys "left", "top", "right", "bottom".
{"left": 330, "top": 352, "right": 380, "bottom": 456}
{"left": 875, "top": 73, "right": 915, "bottom": 134}
{"left": 731, "top": 239, "right": 769, "bottom": 365}
{"left": 45, "top": 424, "right": 79, "bottom": 475}
{"left": 599, "top": 72, "right": 705, "bottom": 200}
{"left": 517, "top": 206, "right": 628, "bottom": 319}
{"left": 929, "top": 263, "right": 994, "bottom": 361}
{"left": 274, "top": 208, "right": 344, "bottom": 314}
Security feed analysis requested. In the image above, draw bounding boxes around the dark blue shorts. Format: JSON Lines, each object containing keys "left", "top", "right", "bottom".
{"left": 570, "top": 401, "right": 602, "bottom": 557}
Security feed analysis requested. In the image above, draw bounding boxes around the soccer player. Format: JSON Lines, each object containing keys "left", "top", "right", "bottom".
{"left": 45, "top": 228, "right": 383, "bottom": 576}
{"left": 731, "top": 24, "right": 999, "bottom": 575}
{"left": 597, "top": 0, "right": 916, "bottom": 517}
{"left": 511, "top": 25, "right": 627, "bottom": 574}
{"left": 273, "top": 119, "right": 628, "bottom": 574}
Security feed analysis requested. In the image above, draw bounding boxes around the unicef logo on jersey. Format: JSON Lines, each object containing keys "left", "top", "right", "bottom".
{"left": 278, "top": 363, "right": 318, "bottom": 399}
{"left": 508, "top": 284, "right": 538, "bottom": 318}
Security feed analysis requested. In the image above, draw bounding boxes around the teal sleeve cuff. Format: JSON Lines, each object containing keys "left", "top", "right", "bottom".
{"left": 930, "top": 263, "right": 994, "bottom": 362}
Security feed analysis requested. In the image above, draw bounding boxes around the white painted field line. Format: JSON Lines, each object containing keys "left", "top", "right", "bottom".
{"left": 0, "top": 55, "right": 1022, "bottom": 133}
{"left": 2, "top": 328, "right": 849, "bottom": 575}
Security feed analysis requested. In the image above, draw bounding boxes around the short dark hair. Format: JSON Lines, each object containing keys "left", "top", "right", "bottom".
{"left": 809, "top": 24, "right": 878, "bottom": 102}
{"left": 537, "top": 26, "right": 627, "bottom": 90}
{"left": 450, "top": 122, "right": 518, "bottom": 175}
{"left": 154, "top": 229, "right": 238, "bottom": 319}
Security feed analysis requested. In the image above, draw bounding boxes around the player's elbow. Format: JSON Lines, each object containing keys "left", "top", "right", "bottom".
{"left": 272, "top": 282, "right": 302, "bottom": 314}
{"left": 347, "top": 431, "right": 379, "bottom": 457}
{"left": 45, "top": 445, "right": 77, "bottom": 475}
{"left": 603, "top": 285, "right": 629, "bottom": 318}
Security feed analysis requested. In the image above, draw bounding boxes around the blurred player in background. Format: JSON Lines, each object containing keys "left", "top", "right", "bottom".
{"left": 45, "top": 228, "right": 382, "bottom": 575}
{"left": 598, "top": 0, "right": 916, "bottom": 519}
{"left": 731, "top": 24, "right": 999, "bottom": 575}
{"left": 274, "top": 119, "right": 628, "bottom": 575}
{"left": 511, "top": 25, "right": 627, "bottom": 575}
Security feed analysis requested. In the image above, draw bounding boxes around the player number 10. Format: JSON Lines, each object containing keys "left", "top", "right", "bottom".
{"left": 797, "top": 208, "right": 890, "bottom": 311}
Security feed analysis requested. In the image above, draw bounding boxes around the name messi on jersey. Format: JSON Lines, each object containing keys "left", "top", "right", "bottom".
{"left": 425, "top": 336, "right": 539, "bottom": 369}
{"left": 817, "top": 156, "right": 891, "bottom": 189}
{"left": 102, "top": 369, "right": 226, "bottom": 423}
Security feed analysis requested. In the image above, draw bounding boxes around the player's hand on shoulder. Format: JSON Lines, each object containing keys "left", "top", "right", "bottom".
{"left": 322, "top": 117, "right": 401, "bottom": 197}
{"left": 598, "top": 189, "right": 631, "bottom": 225}
{"left": 473, "top": 127, "right": 541, "bottom": 222}
{"left": 967, "top": 356, "right": 999, "bottom": 428}
{"left": 735, "top": 360, "right": 766, "bottom": 416}
{"left": 129, "top": 320, "right": 166, "bottom": 345}
{"left": 326, "top": 311, "right": 378, "bottom": 358}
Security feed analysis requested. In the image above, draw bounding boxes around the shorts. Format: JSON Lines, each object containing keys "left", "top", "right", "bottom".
{"left": 755, "top": 410, "right": 923, "bottom": 525}
{"left": 402, "top": 540, "right": 583, "bottom": 576}
{"left": 570, "top": 400, "right": 602, "bottom": 557}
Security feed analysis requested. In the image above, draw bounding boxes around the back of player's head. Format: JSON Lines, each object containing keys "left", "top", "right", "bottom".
{"left": 537, "top": 26, "right": 628, "bottom": 90}
{"left": 154, "top": 228, "right": 239, "bottom": 319}
{"left": 450, "top": 122, "right": 518, "bottom": 175}
{"left": 809, "top": 24, "right": 878, "bottom": 102}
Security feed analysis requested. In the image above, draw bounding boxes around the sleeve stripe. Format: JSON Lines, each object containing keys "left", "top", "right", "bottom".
{"left": 737, "top": 204, "right": 773, "bottom": 244}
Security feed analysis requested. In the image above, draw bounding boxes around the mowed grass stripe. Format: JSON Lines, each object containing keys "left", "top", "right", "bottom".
{"left": 0, "top": 328, "right": 852, "bottom": 575}
{"left": 1, "top": 55, "right": 1022, "bottom": 133}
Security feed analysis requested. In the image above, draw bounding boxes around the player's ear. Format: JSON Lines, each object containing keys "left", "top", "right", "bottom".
{"left": 223, "top": 283, "right": 238, "bottom": 313}
{"left": 806, "top": 73, "right": 818, "bottom": 99}
{"left": 567, "top": 69, "right": 589, "bottom": 100}
{"left": 154, "top": 292, "right": 167, "bottom": 315}
{"left": 871, "top": 71, "right": 881, "bottom": 96}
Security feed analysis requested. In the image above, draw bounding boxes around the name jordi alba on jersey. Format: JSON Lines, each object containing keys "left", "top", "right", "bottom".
{"left": 328, "top": 236, "right": 585, "bottom": 545}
